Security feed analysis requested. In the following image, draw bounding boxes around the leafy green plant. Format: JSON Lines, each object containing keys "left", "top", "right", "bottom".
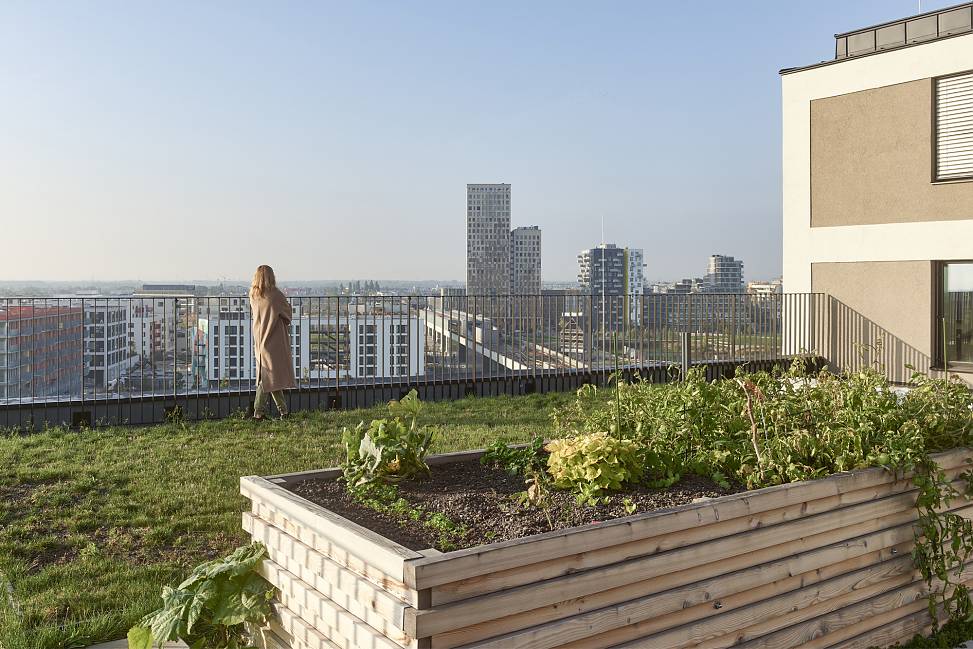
{"left": 341, "top": 390, "right": 435, "bottom": 490}
{"left": 127, "top": 543, "right": 275, "bottom": 649}
{"left": 481, "top": 435, "right": 546, "bottom": 476}
{"left": 349, "top": 482, "right": 468, "bottom": 551}
{"left": 545, "top": 431, "right": 644, "bottom": 505}
{"left": 552, "top": 354, "right": 973, "bottom": 629}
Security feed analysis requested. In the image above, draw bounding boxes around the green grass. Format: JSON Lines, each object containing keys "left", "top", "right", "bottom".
{"left": 0, "top": 391, "right": 583, "bottom": 649}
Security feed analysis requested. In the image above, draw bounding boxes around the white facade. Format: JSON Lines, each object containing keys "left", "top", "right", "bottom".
{"left": 578, "top": 244, "right": 645, "bottom": 325}
{"left": 195, "top": 314, "right": 425, "bottom": 386}
{"left": 626, "top": 248, "right": 645, "bottom": 302}
{"left": 130, "top": 315, "right": 164, "bottom": 361}
{"left": 703, "top": 254, "right": 744, "bottom": 293}
{"left": 349, "top": 316, "right": 426, "bottom": 378}
{"left": 747, "top": 279, "right": 783, "bottom": 295}
{"left": 84, "top": 302, "right": 132, "bottom": 388}
{"left": 782, "top": 31, "right": 973, "bottom": 293}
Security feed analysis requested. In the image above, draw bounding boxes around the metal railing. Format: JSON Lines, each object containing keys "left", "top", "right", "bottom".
{"left": 0, "top": 293, "right": 825, "bottom": 429}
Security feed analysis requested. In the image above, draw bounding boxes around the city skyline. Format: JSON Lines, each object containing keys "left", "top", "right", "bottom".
{"left": 1, "top": 1, "right": 954, "bottom": 284}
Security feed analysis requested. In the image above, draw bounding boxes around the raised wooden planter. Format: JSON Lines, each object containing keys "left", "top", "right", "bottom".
{"left": 241, "top": 448, "right": 973, "bottom": 649}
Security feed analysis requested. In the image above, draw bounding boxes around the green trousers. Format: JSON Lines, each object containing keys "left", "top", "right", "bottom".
{"left": 254, "top": 382, "right": 288, "bottom": 417}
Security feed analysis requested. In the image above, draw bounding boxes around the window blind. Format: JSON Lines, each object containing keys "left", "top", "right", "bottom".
{"left": 937, "top": 72, "right": 973, "bottom": 180}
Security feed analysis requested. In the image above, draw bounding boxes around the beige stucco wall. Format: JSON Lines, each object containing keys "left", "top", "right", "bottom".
{"left": 810, "top": 78, "right": 973, "bottom": 227}
{"left": 812, "top": 261, "right": 939, "bottom": 382}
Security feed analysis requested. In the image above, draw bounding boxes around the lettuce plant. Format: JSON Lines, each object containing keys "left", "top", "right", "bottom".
{"left": 545, "top": 432, "right": 643, "bottom": 504}
{"left": 341, "top": 390, "right": 435, "bottom": 490}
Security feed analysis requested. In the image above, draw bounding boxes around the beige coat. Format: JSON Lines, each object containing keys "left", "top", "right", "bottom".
{"left": 250, "top": 288, "right": 296, "bottom": 392}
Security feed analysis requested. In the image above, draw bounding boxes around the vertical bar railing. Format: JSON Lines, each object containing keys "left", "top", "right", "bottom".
{"left": 0, "top": 292, "right": 843, "bottom": 430}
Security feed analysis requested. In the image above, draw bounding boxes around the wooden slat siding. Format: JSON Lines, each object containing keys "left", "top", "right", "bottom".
{"left": 435, "top": 518, "right": 953, "bottom": 648}
{"left": 405, "top": 448, "right": 973, "bottom": 590}
{"left": 269, "top": 564, "right": 409, "bottom": 649}
{"left": 277, "top": 596, "right": 401, "bottom": 649}
{"left": 249, "top": 624, "right": 295, "bottom": 649}
{"left": 717, "top": 574, "right": 973, "bottom": 649}
{"left": 569, "top": 556, "right": 917, "bottom": 649}
{"left": 442, "top": 539, "right": 916, "bottom": 649}
{"left": 245, "top": 513, "right": 413, "bottom": 630}
{"left": 429, "top": 467, "right": 970, "bottom": 606}
{"left": 405, "top": 485, "right": 972, "bottom": 638}
{"left": 445, "top": 503, "right": 970, "bottom": 649}
{"left": 270, "top": 603, "right": 342, "bottom": 649}
{"left": 264, "top": 467, "right": 342, "bottom": 485}
{"left": 268, "top": 622, "right": 317, "bottom": 649}
{"left": 259, "top": 557, "right": 413, "bottom": 648}
{"left": 243, "top": 449, "right": 973, "bottom": 648}
{"left": 242, "top": 475, "right": 422, "bottom": 573}
{"left": 424, "top": 448, "right": 492, "bottom": 466}
{"left": 681, "top": 559, "right": 920, "bottom": 649}
{"left": 249, "top": 498, "right": 416, "bottom": 604}
{"left": 825, "top": 604, "right": 939, "bottom": 649}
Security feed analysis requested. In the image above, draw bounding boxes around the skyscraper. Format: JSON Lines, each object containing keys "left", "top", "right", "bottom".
{"left": 466, "top": 184, "right": 511, "bottom": 297}
{"left": 577, "top": 244, "right": 645, "bottom": 329}
{"left": 510, "top": 226, "right": 542, "bottom": 295}
{"left": 703, "top": 254, "right": 745, "bottom": 293}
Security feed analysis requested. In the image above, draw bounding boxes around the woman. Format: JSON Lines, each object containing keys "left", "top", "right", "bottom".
{"left": 249, "top": 265, "right": 295, "bottom": 420}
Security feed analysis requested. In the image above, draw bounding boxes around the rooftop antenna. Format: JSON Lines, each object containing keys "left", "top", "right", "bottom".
{"left": 601, "top": 216, "right": 606, "bottom": 342}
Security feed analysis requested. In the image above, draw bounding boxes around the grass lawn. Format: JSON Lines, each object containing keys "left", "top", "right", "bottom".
{"left": 0, "top": 391, "right": 585, "bottom": 649}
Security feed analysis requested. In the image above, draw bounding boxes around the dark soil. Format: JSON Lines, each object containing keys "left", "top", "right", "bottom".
{"left": 289, "top": 460, "right": 742, "bottom": 552}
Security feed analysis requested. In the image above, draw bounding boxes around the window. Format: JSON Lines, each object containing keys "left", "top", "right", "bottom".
{"left": 938, "top": 262, "right": 973, "bottom": 368}
{"left": 935, "top": 72, "right": 973, "bottom": 180}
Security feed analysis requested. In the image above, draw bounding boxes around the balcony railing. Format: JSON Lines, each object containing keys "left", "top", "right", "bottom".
{"left": 0, "top": 292, "right": 842, "bottom": 429}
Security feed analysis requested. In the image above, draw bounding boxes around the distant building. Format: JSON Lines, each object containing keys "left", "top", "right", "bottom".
{"left": 466, "top": 184, "right": 512, "bottom": 297}
{"left": 192, "top": 314, "right": 425, "bottom": 386}
{"left": 465, "top": 184, "right": 544, "bottom": 316}
{"left": 653, "top": 277, "right": 703, "bottom": 295}
{"left": 135, "top": 284, "right": 201, "bottom": 296}
{"left": 0, "top": 305, "right": 84, "bottom": 400}
{"left": 129, "top": 293, "right": 194, "bottom": 362}
{"left": 84, "top": 301, "right": 131, "bottom": 389}
{"left": 542, "top": 288, "right": 583, "bottom": 315}
{"left": 703, "top": 255, "right": 745, "bottom": 293}
{"left": 433, "top": 287, "right": 466, "bottom": 313}
{"left": 747, "top": 279, "right": 783, "bottom": 295}
{"left": 578, "top": 244, "right": 645, "bottom": 329}
{"left": 510, "top": 226, "right": 542, "bottom": 295}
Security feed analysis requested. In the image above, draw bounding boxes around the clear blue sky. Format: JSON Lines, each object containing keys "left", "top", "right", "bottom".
{"left": 0, "top": 1, "right": 953, "bottom": 284}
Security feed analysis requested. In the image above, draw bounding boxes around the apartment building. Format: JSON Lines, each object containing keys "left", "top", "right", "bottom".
{"left": 129, "top": 293, "right": 194, "bottom": 362}
{"left": 0, "top": 305, "right": 84, "bottom": 400}
{"left": 193, "top": 314, "right": 425, "bottom": 386}
{"left": 467, "top": 184, "right": 512, "bottom": 296}
{"left": 84, "top": 301, "right": 131, "bottom": 389}
{"left": 703, "top": 255, "right": 745, "bottom": 293}
{"left": 578, "top": 244, "right": 645, "bottom": 328}
{"left": 466, "top": 184, "right": 544, "bottom": 321}
{"left": 782, "top": 2, "right": 973, "bottom": 379}
{"left": 510, "top": 226, "right": 542, "bottom": 295}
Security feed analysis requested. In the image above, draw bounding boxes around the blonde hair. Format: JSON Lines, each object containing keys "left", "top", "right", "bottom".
{"left": 250, "top": 265, "right": 276, "bottom": 299}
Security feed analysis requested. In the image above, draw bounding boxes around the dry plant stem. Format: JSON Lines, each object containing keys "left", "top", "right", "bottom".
{"left": 736, "top": 378, "right": 763, "bottom": 465}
